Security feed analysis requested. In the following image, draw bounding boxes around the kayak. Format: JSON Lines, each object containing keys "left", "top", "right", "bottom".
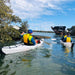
{"left": 60, "top": 40, "right": 74, "bottom": 48}
{"left": 2, "top": 39, "right": 44, "bottom": 54}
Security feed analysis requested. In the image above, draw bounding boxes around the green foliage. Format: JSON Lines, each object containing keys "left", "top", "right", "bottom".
{"left": 0, "top": 0, "right": 12, "bottom": 24}
{"left": 0, "top": 0, "right": 21, "bottom": 25}
{"left": 67, "top": 26, "right": 75, "bottom": 36}
{"left": 8, "top": 26, "right": 21, "bottom": 40}
{"left": 19, "top": 21, "right": 29, "bottom": 33}
{"left": 0, "top": 0, "right": 29, "bottom": 43}
{"left": 11, "top": 15, "right": 21, "bottom": 23}
{"left": 0, "top": 25, "right": 21, "bottom": 43}
{"left": 70, "top": 26, "right": 75, "bottom": 36}
{"left": 71, "top": 26, "right": 75, "bottom": 30}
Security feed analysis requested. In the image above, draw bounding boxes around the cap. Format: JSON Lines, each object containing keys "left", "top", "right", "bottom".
{"left": 28, "top": 29, "right": 33, "bottom": 33}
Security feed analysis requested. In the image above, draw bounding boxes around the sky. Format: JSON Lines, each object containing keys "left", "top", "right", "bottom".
{"left": 10, "top": 0, "right": 75, "bottom": 31}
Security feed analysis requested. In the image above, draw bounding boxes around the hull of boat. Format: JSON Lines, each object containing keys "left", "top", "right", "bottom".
{"left": 51, "top": 26, "right": 66, "bottom": 35}
{"left": 60, "top": 40, "right": 73, "bottom": 48}
{"left": 2, "top": 39, "right": 44, "bottom": 54}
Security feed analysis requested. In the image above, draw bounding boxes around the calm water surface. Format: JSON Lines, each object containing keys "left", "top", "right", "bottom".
{"left": 0, "top": 32, "right": 75, "bottom": 75}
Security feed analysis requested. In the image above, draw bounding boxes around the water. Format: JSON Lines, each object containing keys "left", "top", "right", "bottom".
{"left": 0, "top": 33, "right": 75, "bottom": 75}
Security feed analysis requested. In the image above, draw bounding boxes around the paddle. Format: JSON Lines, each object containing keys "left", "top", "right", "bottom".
{"left": 44, "top": 41, "right": 51, "bottom": 45}
{"left": 40, "top": 39, "right": 51, "bottom": 45}
{"left": 71, "top": 43, "right": 74, "bottom": 49}
{"left": 33, "top": 35, "right": 51, "bottom": 39}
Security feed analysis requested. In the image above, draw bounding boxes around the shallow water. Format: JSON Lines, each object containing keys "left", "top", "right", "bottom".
{"left": 0, "top": 33, "right": 75, "bottom": 75}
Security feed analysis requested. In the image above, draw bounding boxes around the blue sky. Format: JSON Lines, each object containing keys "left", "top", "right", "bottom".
{"left": 10, "top": 0, "right": 75, "bottom": 31}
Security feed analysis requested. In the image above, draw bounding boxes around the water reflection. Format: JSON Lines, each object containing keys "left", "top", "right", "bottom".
{"left": 0, "top": 50, "right": 36, "bottom": 75}
{"left": 62, "top": 46, "right": 74, "bottom": 57}
{"left": 64, "top": 47, "right": 71, "bottom": 56}
{"left": 61, "top": 63, "right": 75, "bottom": 75}
{"left": 0, "top": 33, "right": 75, "bottom": 75}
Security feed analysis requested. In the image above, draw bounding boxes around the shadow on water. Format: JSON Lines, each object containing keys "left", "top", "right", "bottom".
{"left": 0, "top": 53, "right": 7, "bottom": 75}
{"left": 0, "top": 47, "right": 10, "bottom": 75}
{"left": 0, "top": 53, "right": 5, "bottom": 66}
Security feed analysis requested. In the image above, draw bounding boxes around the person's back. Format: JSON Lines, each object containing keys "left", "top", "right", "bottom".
{"left": 63, "top": 32, "right": 72, "bottom": 42}
{"left": 21, "top": 29, "right": 36, "bottom": 45}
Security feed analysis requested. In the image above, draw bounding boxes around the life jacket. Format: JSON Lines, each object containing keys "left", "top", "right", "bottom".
{"left": 23, "top": 34, "right": 33, "bottom": 44}
{"left": 66, "top": 37, "right": 71, "bottom": 42}
{"left": 64, "top": 35, "right": 67, "bottom": 38}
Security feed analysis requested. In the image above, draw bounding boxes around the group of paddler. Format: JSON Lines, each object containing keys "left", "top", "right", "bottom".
{"left": 21, "top": 29, "right": 72, "bottom": 46}
{"left": 21, "top": 29, "right": 40, "bottom": 46}
{"left": 1, "top": 29, "right": 74, "bottom": 55}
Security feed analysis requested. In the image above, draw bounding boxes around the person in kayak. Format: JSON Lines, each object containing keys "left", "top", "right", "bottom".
{"left": 21, "top": 29, "right": 36, "bottom": 45}
{"left": 21, "top": 29, "right": 40, "bottom": 45}
{"left": 63, "top": 32, "right": 72, "bottom": 42}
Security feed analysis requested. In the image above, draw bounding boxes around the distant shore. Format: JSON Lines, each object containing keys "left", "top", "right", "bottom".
{"left": 33, "top": 30, "right": 54, "bottom": 33}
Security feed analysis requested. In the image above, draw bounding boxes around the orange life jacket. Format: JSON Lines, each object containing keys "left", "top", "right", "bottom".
{"left": 23, "top": 34, "right": 33, "bottom": 44}
{"left": 66, "top": 37, "right": 71, "bottom": 42}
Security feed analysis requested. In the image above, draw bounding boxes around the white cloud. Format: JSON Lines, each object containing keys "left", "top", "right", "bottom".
{"left": 10, "top": 0, "right": 74, "bottom": 19}
{"left": 29, "top": 21, "right": 54, "bottom": 31}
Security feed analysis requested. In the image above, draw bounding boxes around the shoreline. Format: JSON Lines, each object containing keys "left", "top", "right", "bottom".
{"left": 33, "top": 30, "right": 54, "bottom": 33}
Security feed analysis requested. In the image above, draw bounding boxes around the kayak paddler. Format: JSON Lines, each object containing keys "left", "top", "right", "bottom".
{"left": 21, "top": 29, "right": 40, "bottom": 45}
{"left": 63, "top": 32, "right": 72, "bottom": 42}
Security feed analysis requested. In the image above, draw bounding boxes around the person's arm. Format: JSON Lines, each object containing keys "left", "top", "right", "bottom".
{"left": 63, "top": 38, "right": 66, "bottom": 42}
{"left": 20, "top": 35, "right": 23, "bottom": 37}
{"left": 20, "top": 32, "right": 24, "bottom": 37}
{"left": 31, "top": 37, "right": 36, "bottom": 45}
